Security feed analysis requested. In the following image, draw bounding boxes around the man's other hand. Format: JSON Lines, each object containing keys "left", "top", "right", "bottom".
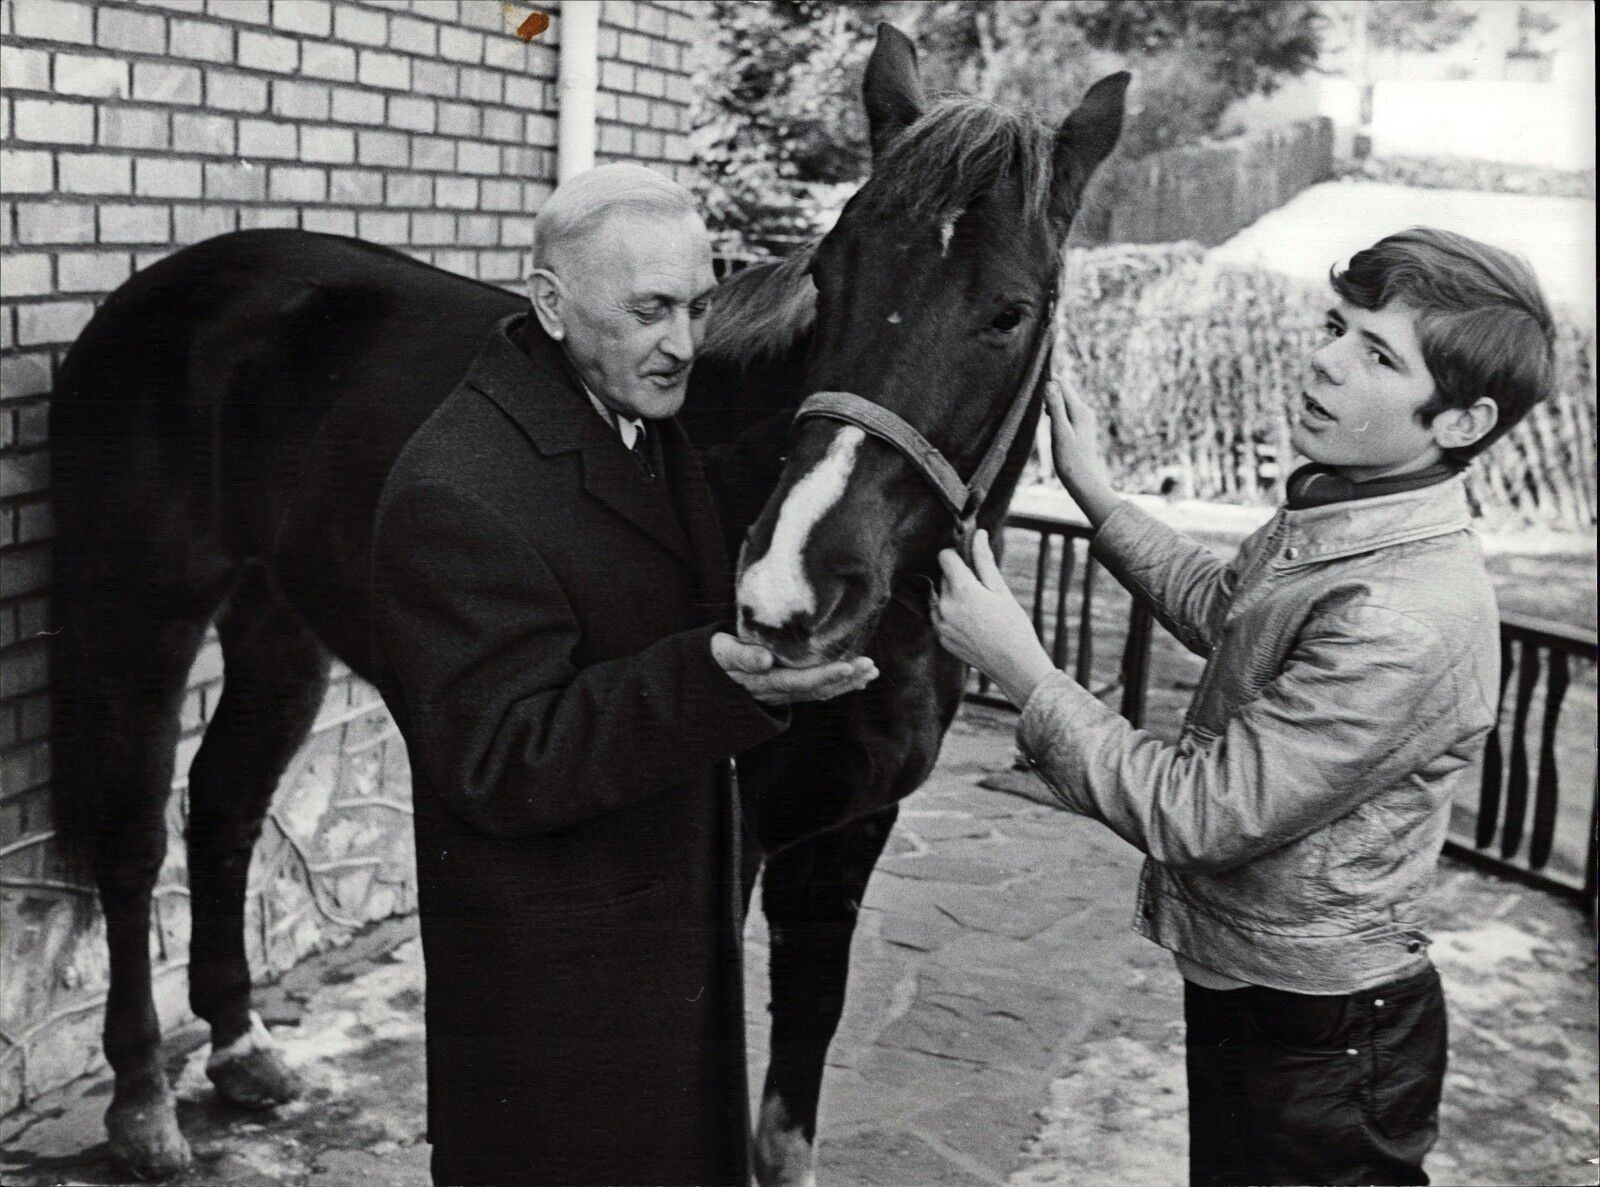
{"left": 710, "top": 634, "right": 877, "bottom": 705}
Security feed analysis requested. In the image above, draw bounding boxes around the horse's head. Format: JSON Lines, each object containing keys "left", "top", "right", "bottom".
{"left": 735, "top": 25, "right": 1127, "bottom": 665}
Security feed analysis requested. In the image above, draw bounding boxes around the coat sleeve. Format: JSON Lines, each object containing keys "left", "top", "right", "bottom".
{"left": 371, "top": 479, "right": 786, "bottom": 838}
{"left": 1016, "top": 601, "right": 1482, "bottom": 873}
{"left": 1089, "top": 500, "right": 1252, "bottom": 657}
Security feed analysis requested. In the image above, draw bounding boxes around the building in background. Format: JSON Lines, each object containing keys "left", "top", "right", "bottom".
{"left": 1227, "top": 0, "right": 1595, "bottom": 171}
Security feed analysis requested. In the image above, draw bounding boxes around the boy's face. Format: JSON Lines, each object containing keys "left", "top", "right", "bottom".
{"left": 1293, "top": 298, "right": 1444, "bottom": 482}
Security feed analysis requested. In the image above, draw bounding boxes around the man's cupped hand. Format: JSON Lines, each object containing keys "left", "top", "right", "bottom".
{"left": 711, "top": 634, "right": 877, "bottom": 705}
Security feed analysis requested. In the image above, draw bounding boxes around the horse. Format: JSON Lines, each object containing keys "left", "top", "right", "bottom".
{"left": 48, "top": 24, "right": 1125, "bottom": 1183}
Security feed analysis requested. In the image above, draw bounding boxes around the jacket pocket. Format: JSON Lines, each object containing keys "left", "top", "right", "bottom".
{"left": 1362, "top": 967, "right": 1447, "bottom": 1139}
{"left": 1242, "top": 985, "right": 1352, "bottom": 1055}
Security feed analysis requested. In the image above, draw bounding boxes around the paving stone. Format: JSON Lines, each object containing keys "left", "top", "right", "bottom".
{"left": 874, "top": 972, "right": 1065, "bottom": 1071}
{"left": 873, "top": 907, "right": 964, "bottom": 954}
{"left": 912, "top": 1089, "right": 1039, "bottom": 1179}
{"left": 882, "top": 827, "right": 920, "bottom": 858}
{"left": 305, "top": 1143, "right": 428, "bottom": 1186}
{"left": 851, "top": 1043, "right": 1001, "bottom": 1102}
{"left": 932, "top": 880, "right": 1090, "bottom": 940}
{"left": 919, "top": 791, "right": 1033, "bottom": 821}
{"left": 818, "top": 1126, "right": 992, "bottom": 1186}
{"left": 1014, "top": 1035, "right": 1189, "bottom": 1187}
{"left": 895, "top": 811, "right": 994, "bottom": 843}
{"left": 978, "top": 767, "right": 1059, "bottom": 808}
{"left": 874, "top": 854, "right": 1016, "bottom": 887}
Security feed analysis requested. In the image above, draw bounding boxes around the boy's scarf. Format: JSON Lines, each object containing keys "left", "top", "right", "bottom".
{"left": 1285, "top": 461, "right": 1461, "bottom": 511}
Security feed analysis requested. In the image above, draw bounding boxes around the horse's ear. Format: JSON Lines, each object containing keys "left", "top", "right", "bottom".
{"left": 863, "top": 23, "right": 923, "bottom": 162}
{"left": 1050, "top": 71, "right": 1130, "bottom": 231}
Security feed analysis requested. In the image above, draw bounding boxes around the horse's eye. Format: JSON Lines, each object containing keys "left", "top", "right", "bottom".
{"left": 990, "top": 306, "right": 1025, "bottom": 334}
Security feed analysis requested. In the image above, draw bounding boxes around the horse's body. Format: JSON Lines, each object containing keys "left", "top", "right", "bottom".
{"left": 50, "top": 27, "right": 1125, "bottom": 1182}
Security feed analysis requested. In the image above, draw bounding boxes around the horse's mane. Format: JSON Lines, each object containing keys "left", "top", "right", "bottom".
{"left": 702, "top": 245, "right": 817, "bottom": 370}
{"left": 702, "top": 96, "right": 1055, "bottom": 371}
{"left": 860, "top": 95, "right": 1057, "bottom": 228}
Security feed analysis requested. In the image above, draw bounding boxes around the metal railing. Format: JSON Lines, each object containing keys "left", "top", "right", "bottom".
{"left": 1449, "top": 613, "right": 1599, "bottom": 901}
{"left": 976, "top": 506, "right": 1598, "bottom": 906}
{"left": 967, "top": 511, "right": 1154, "bottom": 726}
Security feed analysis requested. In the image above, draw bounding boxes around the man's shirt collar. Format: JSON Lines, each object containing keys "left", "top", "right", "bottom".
{"left": 578, "top": 381, "right": 644, "bottom": 450}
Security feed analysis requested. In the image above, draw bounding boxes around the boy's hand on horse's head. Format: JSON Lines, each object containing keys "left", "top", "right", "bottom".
{"left": 1044, "top": 380, "right": 1119, "bottom": 527}
{"left": 932, "top": 530, "right": 1055, "bottom": 708}
{"left": 711, "top": 633, "right": 877, "bottom": 705}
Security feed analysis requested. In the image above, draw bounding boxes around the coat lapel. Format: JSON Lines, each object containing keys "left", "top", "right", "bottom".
{"left": 468, "top": 314, "right": 696, "bottom": 567}
{"left": 579, "top": 445, "right": 694, "bottom": 568}
{"left": 661, "top": 419, "right": 735, "bottom": 622}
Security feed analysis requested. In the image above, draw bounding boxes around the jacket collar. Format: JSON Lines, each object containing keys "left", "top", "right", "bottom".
{"left": 463, "top": 315, "right": 731, "bottom": 608}
{"left": 1276, "top": 474, "right": 1474, "bottom": 570}
{"left": 464, "top": 312, "right": 616, "bottom": 456}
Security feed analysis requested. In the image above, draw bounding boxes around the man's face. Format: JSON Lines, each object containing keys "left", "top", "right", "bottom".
{"left": 1293, "top": 298, "right": 1442, "bottom": 481}
{"left": 555, "top": 211, "right": 716, "bottom": 421}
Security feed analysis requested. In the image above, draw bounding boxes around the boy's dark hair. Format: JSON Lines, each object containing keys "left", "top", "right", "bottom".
{"left": 1330, "top": 227, "right": 1557, "bottom": 464}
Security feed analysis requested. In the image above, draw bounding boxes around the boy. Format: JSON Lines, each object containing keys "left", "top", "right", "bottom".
{"left": 932, "top": 228, "right": 1556, "bottom": 1186}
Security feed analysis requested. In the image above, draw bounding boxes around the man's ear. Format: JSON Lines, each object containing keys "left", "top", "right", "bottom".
{"left": 1430, "top": 397, "right": 1498, "bottom": 451}
{"left": 528, "top": 268, "right": 565, "bottom": 342}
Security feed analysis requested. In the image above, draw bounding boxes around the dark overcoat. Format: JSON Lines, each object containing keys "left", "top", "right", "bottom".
{"left": 369, "top": 314, "right": 784, "bottom": 1186}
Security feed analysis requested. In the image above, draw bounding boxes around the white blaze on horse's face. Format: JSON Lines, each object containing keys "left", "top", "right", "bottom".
{"left": 737, "top": 426, "right": 866, "bottom": 637}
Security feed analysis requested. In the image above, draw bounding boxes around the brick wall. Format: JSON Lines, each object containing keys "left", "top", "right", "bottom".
{"left": 0, "top": 0, "right": 701, "bottom": 1113}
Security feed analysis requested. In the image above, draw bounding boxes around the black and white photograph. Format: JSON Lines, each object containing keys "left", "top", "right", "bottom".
{"left": 0, "top": 2, "right": 1595, "bottom": 1184}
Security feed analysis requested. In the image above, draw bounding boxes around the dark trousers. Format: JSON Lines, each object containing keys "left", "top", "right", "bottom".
{"left": 1185, "top": 964, "right": 1448, "bottom": 1186}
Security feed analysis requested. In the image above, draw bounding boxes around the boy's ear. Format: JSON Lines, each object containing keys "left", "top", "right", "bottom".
{"left": 1429, "top": 397, "right": 1498, "bottom": 451}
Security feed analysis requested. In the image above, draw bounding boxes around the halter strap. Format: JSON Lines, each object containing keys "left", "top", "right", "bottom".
{"left": 792, "top": 296, "right": 1057, "bottom": 562}
{"left": 793, "top": 392, "right": 971, "bottom": 519}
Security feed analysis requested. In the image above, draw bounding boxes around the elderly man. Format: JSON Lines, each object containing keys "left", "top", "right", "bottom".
{"left": 369, "top": 163, "right": 874, "bottom": 1186}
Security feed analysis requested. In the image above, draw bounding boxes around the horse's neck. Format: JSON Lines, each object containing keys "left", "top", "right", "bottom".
{"left": 685, "top": 251, "right": 816, "bottom": 449}
{"left": 683, "top": 336, "right": 810, "bottom": 450}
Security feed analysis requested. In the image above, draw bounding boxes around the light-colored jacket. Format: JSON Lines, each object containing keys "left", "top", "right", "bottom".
{"left": 1018, "top": 477, "right": 1500, "bottom": 993}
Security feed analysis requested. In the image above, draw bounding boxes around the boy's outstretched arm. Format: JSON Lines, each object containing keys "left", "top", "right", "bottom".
{"left": 1046, "top": 381, "right": 1244, "bottom": 657}
{"left": 1017, "top": 599, "right": 1493, "bottom": 872}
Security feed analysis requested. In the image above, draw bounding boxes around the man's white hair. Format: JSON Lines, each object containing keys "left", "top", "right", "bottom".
{"left": 530, "top": 162, "right": 701, "bottom": 275}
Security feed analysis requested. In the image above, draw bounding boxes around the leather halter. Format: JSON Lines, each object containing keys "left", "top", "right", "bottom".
{"left": 792, "top": 297, "right": 1057, "bottom": 564}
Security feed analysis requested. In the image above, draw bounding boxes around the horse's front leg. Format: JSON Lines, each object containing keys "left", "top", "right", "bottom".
{"left": 754, "top": 807, "right": 899, "bottom": 1187}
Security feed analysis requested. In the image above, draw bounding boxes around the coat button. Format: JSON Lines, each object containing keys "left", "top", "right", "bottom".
{"left": 1283, "top": 546, "right": 1300, "bottom": 560}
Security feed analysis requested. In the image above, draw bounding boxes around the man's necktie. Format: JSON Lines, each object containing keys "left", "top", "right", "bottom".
{"left": 629, "top": 422, "right": 653, "bottom": 479}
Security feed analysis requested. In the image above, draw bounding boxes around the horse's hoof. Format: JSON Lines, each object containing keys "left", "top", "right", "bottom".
{"left": 754, "top": 1094, "right": 817, "bottom": 1187}
{"left": 206, "top": 1012, "right": 301, "bottom": 1108}
{"left": 105, "top": 1081, "right": 193, "bottom": 1180}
